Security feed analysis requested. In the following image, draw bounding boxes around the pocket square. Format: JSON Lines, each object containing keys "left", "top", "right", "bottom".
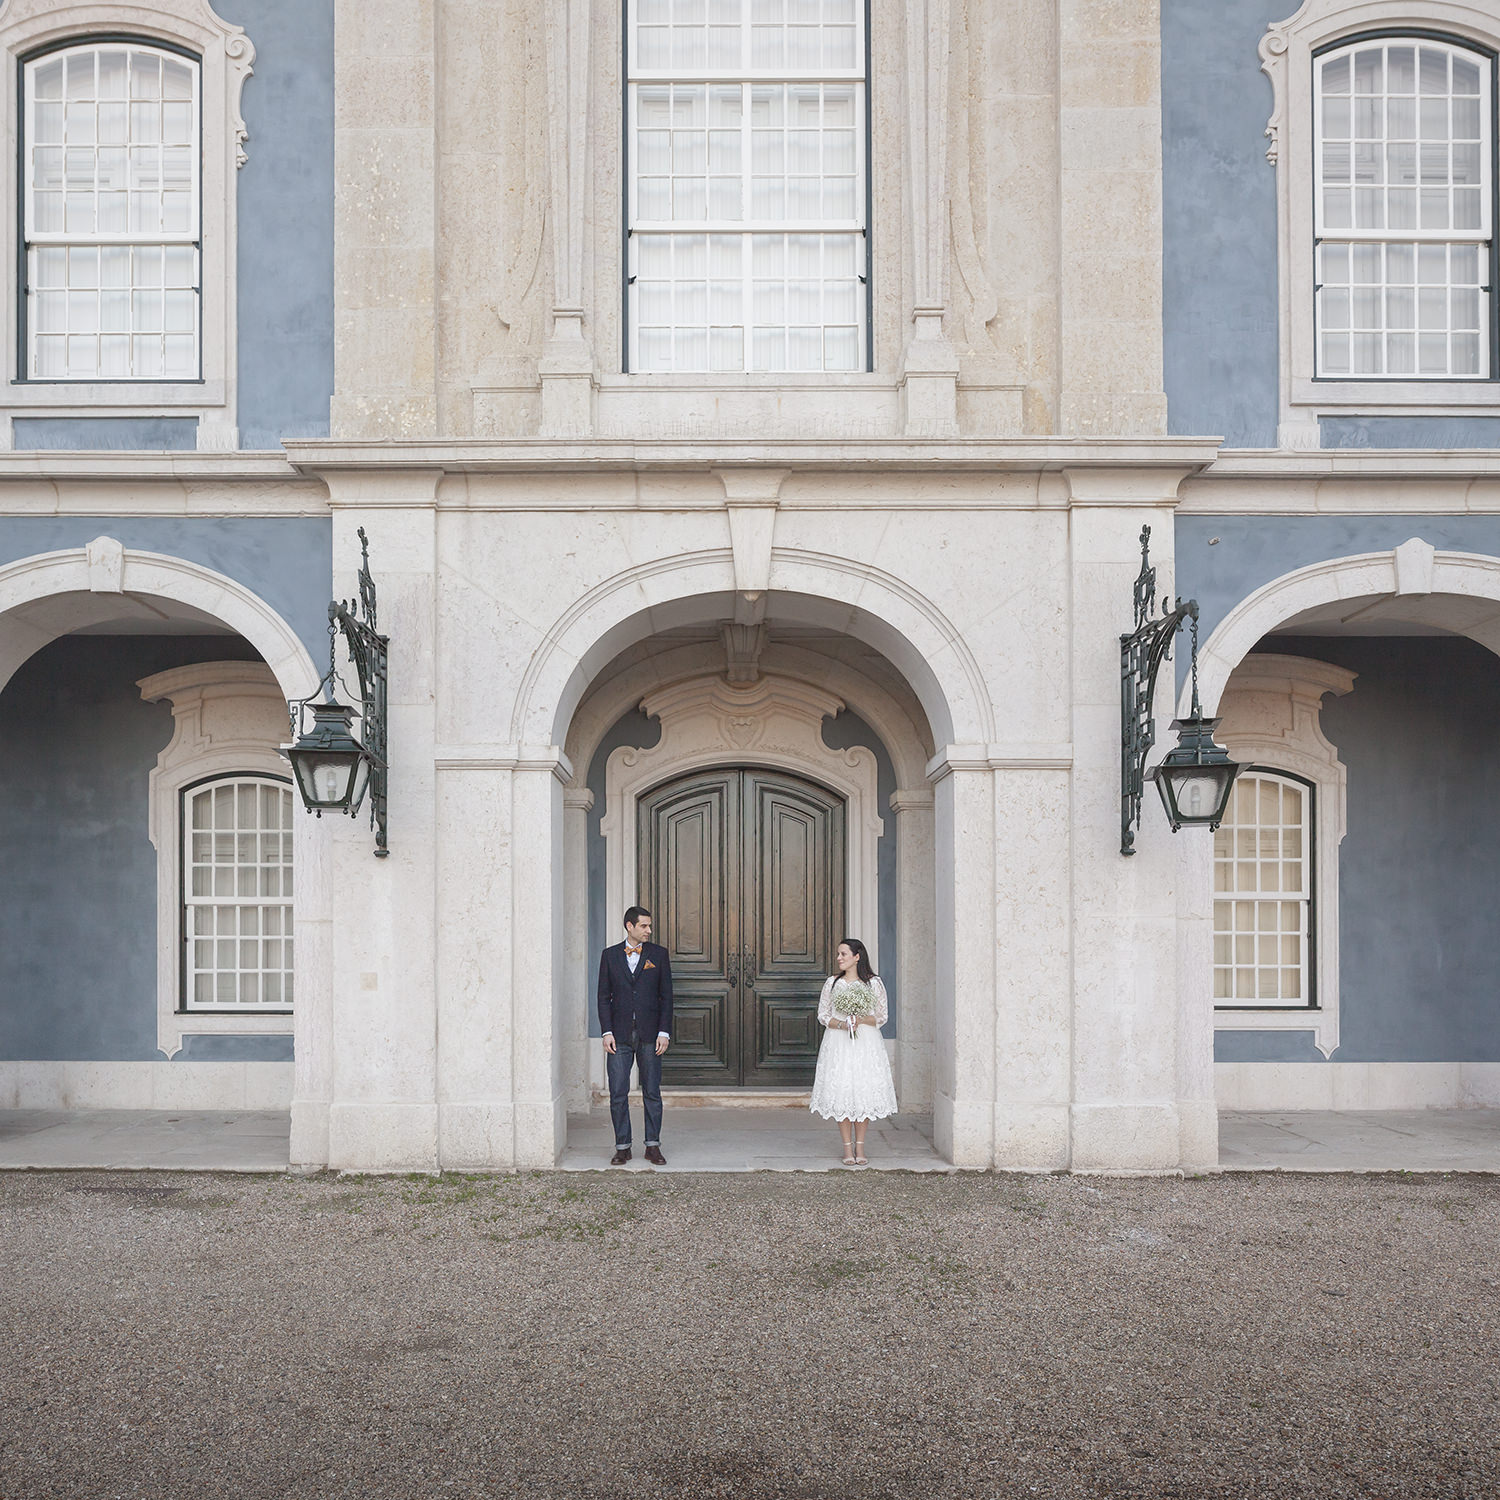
{"left": 643, "top": 959, "right": 656, "bottom": 970}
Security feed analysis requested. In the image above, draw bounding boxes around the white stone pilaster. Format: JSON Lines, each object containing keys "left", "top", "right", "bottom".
{"left": 992, "top": 764, "right": 1073, "bottom": 1169}
{"left": 562, "top": 787, "right": 595, "bottom": 1115}
{"left": 1065, "top": 473, "right": 1192, "bottom": 1170}
{"left": 899, "top": 0, "right": 960, "bottom": 435}
{"left": 511, "top": 759, "right": 568, "bottom": 1167}
{"left": 324, "top": 492, "right": 440, "bottom": 1171}
{"left": 540, "top": 0, "right": 595, "bottom": 435}
{"left": 435, "top": 761, "right": 515, "bottom": 1167}
{"left": 930, "top": 756, "right": 996, "bottom": 1168}
{"left": 889, "top": 788, "right": 935, "bottom": 1111}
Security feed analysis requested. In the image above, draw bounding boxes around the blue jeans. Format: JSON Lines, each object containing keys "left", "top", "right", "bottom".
{"left": 607, "top": 1028, "right": 662, "bottom": 1148}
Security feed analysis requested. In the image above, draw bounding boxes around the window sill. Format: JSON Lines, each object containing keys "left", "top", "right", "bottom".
{"left": 160, "top": 1009, "right": 292, "bottom": 1059}
{"left": 1292, "top": 377, "right": 1500, "bottom": 410}
{"left": 4, "top": 380, "right": 224, "bottom": 409}
{"left": 597, "top": 371, "right": 892, "bottom": 390}
{"left": 1215, "top": 1004, "right": 1336, "bottom": 1057}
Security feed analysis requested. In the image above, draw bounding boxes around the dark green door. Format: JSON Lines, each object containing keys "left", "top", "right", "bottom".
{"left": 638, "top": 767, "right": 845, "bottom": 1087}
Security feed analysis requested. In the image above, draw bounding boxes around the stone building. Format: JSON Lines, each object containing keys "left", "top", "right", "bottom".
{"left": 1, "top": 0, "right": 1497, "bottom": 1172}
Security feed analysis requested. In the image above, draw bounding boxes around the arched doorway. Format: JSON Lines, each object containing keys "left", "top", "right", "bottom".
{"left": 640, "top": 766, "right": 846, "bottom": 1088}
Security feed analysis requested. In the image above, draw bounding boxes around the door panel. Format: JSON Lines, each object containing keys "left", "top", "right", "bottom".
{"left": 743, "top": 772, "right": 844, "bottom": 1085}
{"left": 640, "top": 766, "right": 844, "bottom": 1088}
{"left": 638, "top": 772, "right": 739, "bottom": 1085}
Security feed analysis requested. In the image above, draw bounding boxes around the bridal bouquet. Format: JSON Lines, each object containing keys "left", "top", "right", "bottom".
{"left": 832, "top": 981, "right": 877, "bottom": 1042}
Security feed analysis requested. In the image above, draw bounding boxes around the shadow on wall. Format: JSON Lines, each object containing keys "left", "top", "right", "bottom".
{"left": 0, "top": 635, "right": 291, "bottom": 1063}
{"left": 1216, "top": 635, "right": 1500, "bottom": 1065}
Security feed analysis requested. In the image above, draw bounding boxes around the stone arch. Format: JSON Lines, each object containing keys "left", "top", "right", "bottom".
{"left": 1186, "top": 540, "right": 1500, "bottom": 717}
{"left": 0, "top": 540, "right": 321, "bottom": 702}
{"left": 511, "top": 548, "right": 992, "bottom": 750}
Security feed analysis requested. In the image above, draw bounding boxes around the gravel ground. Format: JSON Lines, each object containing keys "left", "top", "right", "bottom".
{"left": 1, "top": 1169, "right": 1497, "bottom": 1500}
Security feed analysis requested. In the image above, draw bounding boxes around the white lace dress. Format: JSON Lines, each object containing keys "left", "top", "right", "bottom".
{"left": 808, "top": 975, "right": 898, "bottom": 1122}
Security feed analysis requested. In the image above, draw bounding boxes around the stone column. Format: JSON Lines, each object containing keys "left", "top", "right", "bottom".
{"left": 324, "top": 484, "right": 440, "bottom": 1171}
{"left": 289, "top": 801, "right": 333, "bottom": 1168}
{"left": 435, "top": 759, "right": 514, "bottom": 1167}
{"left": 1065, "top": 470, "right": 1193, "bottom": 1170}
{"left": 510, "top": 758, "right": 568, "bottom": 1167}
{"left": 539, "top": 0, "right": 595, "bottom": 435}
{"left": 561, "top": 787, "right": 595, "bottom": 1116}
{"left": 899, "top": 0, "right": 960, "bottom": 435}
{"left": 889, "top": 789, "right": 935, "bottom": 1111}
{"left": 930, "top": 754, "right": 996, "bottom": 1168}
{"left": 992, "top": 758, "right": 1073, "bottom": 1170}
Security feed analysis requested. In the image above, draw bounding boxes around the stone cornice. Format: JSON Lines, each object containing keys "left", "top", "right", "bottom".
{"left": 282, "top": 436, "right": 1223, "bottom": 476}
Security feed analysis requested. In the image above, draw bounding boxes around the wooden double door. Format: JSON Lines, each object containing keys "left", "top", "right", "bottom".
{"left": 639, "top": 767, "right": 846, "bottom": 1088}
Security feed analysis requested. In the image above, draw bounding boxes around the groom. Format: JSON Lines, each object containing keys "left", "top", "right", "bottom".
{"left": 597, "top": 905, "right": 673, "bottom": 1166}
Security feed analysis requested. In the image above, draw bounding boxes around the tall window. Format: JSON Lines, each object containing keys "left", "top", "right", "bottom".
{"left": 1213, "top": 771, "right": 1313, "bottom": 1008}
{"left": 183, "top": 777, "right": 293, "bottom": 1011}
{"left": 22, "top": 42, "right": 201, "bottom": 381}
{"left": 1315, "top": 36, "right": 1493, "bottom": 379}
{"left": 625, "top": 0, "right": 868, "bottom": 373}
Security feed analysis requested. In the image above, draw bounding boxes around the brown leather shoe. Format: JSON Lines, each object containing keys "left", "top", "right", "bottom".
{"left": 644, "top": 1145, "right": 666, "bottom": 1166}
{"left": 610, "top": 1147, "right": 631, "bottom": 1166}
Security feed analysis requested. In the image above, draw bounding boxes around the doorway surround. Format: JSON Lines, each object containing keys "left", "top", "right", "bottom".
{"left": 592, "top": 672, "right": 883, "bottom": 1097}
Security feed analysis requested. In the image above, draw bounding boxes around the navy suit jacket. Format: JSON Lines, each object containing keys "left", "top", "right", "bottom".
{"left": 597, "top": 941, "right": 674, "bottom": 1041}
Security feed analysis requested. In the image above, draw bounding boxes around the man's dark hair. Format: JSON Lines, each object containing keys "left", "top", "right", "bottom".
{"left": 624, "top": 905, "right": 652, "bottom": 928}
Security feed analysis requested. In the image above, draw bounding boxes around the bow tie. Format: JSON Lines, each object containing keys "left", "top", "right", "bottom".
{"left": 625, "top": 944, "right": 642, "bottom": 956}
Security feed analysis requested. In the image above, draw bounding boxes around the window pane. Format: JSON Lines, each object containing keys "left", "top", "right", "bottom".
{"left": 628, "top": 4, "right": 865, "bottom": 372}
{"left": 1212, "top": 772, "right": 1312, "bottom": 1009}
{"left": 184, "top": 779, "right": 294, "bottom": 1011}
{"left": 25, "top": 44, "right": 201, "bottom": 381}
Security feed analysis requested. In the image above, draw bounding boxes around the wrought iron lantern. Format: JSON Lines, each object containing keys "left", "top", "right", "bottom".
{"left": 1120, "top": 526, "right": 1239, "bottom": 854}
{"left": 286, "top": 700, "right": 371, "bottom": 815}
{"left": 284, "top": 528, "right": 390, "bottom": 856}
{"left": 1147, "top": 704, "right": 1238, "bottom": 832}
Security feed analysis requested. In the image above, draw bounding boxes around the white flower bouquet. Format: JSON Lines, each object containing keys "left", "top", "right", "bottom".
{"left": 832, "top": 980, "right": 877, "bottom": 1042}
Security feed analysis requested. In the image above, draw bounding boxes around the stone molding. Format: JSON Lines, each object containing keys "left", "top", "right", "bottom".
{"left": 1260, "top": 2, "right": 1500, "bottom": 444}
{"left": 0, "top": 0, "right": 255, "bottom": 450}
{"left": 138, "top": 660, "right": 293, "bottom": 1058}
{"left": 506, "top": 543, "right": 992, "bottom": 751}
{"left": 0, "top": 539, "right": 321, "bottom": 701}
{"left": 1192, "top": 543, "right": 1500, "bottom": 715}
{"left": 1212, "top": 652, "right": 1358, "bottom": 1057}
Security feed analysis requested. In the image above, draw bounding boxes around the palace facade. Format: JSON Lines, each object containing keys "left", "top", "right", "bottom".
{"left": 2, "top": 0, "right": 1498, "bottom": 1171}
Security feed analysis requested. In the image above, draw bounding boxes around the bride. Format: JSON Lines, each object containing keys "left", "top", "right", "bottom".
{"left": 809, "top": 937, "right": 898, "bottom": 1165}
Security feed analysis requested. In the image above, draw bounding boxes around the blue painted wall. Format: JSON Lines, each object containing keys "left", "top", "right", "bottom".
{"left": 583, "top": 707, "right": 901, "bottom": 1038}
{"left": 1162, "top": 0, "right": 1282, "bottom": 448}
{"left": 1215, "top": 636, "right": 1500, "bottom": 1063}
{"left": 219, "top": 0, "right": 334, "bottom": 450}
{"left": 0, "top": 636, "right": 291, "bottom": 1062}
{"left": 8, "top": 1, "right": 333, "bottom": 452}
{"left": 0, "top": 516, "right": 333, "bottom": 664}
{"left": 1162, "top": 2, "right": 1500, "bottom": 449}
{"left": 1174, "top": 513, "right": 1500, "bottom": 687}
{"left": 13, "top": 418, "right": 198, "bottom": 451}
{"left": 1322, "top": 417, "right": 1500, "bottom": 449}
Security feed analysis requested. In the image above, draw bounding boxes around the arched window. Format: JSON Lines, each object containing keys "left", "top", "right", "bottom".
{"left": 625, "top": 0, "right": 869, "bottom": 373}
{"left": 1213, "top": 769, "right": 1315, "bottom": 1007}
{"left": 182, "top": 775, "right": 294, "bottom": 1011}
{"left": 1315, "top": 35, "right": 1493, "bottom": 379}
{"left": 22, "top": 42, "right": 201, "bottom": 381}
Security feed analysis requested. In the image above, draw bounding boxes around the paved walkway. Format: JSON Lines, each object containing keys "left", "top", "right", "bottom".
{"left": 0, "top": 1108, "right": 290, "bottom": 1172}
{"left": 2, "top": 1105, "right": 1498, "bottom": 1173}
{"left": 1218, "top": 1107, "right": 1500, "bottom": 1173}
{"left": 558, "top": 1104, "right": 950, "bottom": 1171}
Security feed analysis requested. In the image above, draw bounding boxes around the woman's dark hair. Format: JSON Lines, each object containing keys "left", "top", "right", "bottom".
{"left": 834, "top": 937, "right": 875, "bottom": 984}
